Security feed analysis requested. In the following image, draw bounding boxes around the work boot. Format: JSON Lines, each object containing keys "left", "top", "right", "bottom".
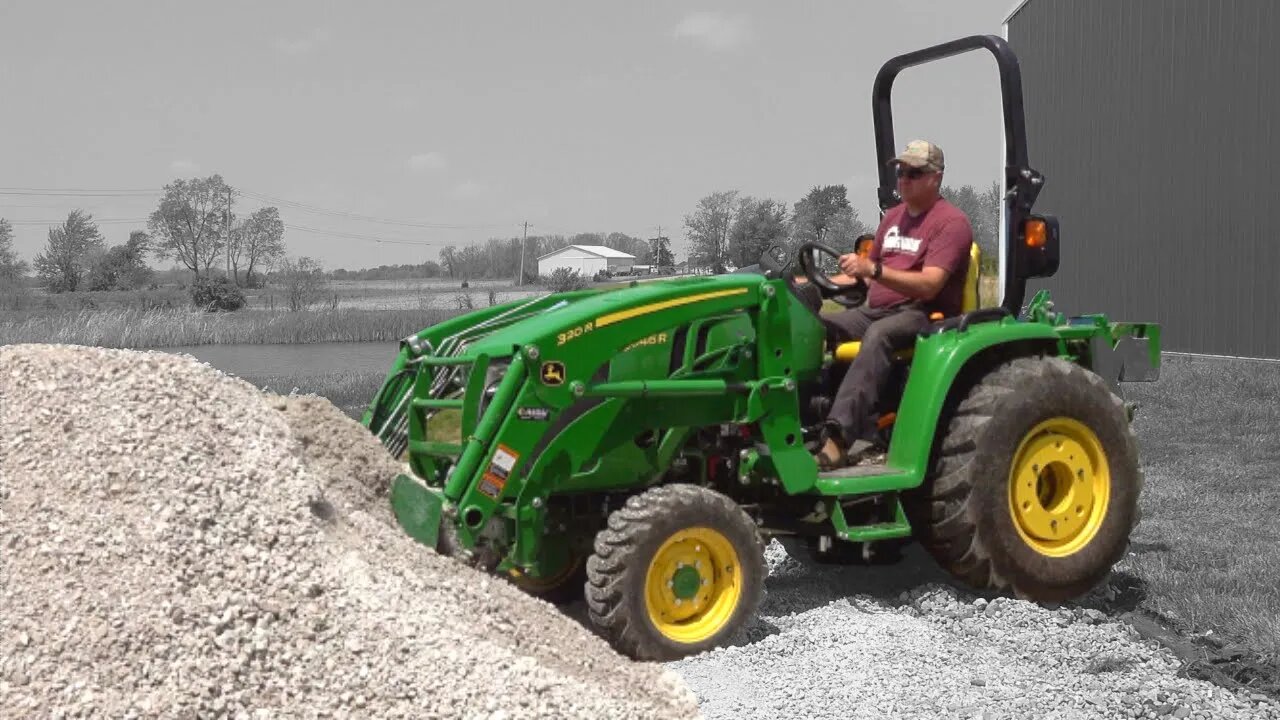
{"left": 814, "top": 420, "right": 858, "bottom": 470}
{"left": 814, "top": 437, "right": 849, "bottom": 471}
{"left": 846, "top": 439, "right": 887, "bottom": 466}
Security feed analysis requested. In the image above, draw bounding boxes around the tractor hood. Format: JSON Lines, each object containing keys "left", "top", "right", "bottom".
{"left": 462, "top": 274, "right": 769, "bottom": 361}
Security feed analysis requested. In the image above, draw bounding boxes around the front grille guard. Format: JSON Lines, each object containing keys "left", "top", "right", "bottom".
{"left": 372, "top": 296, "right": 568, "bottom": 461}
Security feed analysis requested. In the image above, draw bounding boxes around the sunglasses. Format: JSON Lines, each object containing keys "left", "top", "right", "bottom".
{"left": 896, "top": 166, "right": 933, "bottom": 179}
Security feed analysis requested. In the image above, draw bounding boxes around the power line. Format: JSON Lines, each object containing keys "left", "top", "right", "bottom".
{"left": 281, "top": 222, "right": 441, "bottom": 246}
{"left": 5, "top": 217, "right": 148, "bottom": 226}
{"left": 0, "top": 186, "right": 160, "bottom": 193}
{"left": 0, "top": 185, "right": 614, "bottom": 247}
{"left": 0, "top": 190, "right": 158, "bottom": 198}
{"left": 236, "top": 188, "right": 514, "bottom": 230}
{"left": 0, "top": 185, "right": 515, "bottom": 231}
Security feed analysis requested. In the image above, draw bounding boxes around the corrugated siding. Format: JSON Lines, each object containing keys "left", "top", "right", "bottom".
{"left": 1008, "top": 0, "right": 1280, "bottom": 357}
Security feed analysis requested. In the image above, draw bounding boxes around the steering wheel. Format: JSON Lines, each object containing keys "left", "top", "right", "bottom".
{"left": 796, "top": 241, "right": 867, "bottom": 307}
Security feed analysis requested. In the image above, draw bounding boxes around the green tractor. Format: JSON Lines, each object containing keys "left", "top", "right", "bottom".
{"left": 362, "top": 35, "right": 1161, "bottom": 661}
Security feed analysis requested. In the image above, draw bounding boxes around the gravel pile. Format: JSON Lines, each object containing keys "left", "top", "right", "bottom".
{"left": 668, "top": 541, "right": 1280, "bottom": 720}
{"left": 0, "top": 344, "right": 699, "bottom": 719}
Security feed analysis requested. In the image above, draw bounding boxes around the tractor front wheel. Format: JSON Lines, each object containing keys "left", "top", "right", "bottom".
{"left": 909, "top": 356, "right": 1141, "bottom": 602}
{"left": 586, "top": 484, "right": 766, "bottom": 661}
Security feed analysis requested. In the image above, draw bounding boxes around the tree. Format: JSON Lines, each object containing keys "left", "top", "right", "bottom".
{"left": 684, "top": 190, "right": 738, "bottom": 273}
{"left": 821, "top": 207, "right": 872, "bottom": 255}
{"left": 649, "top": 236, "right": 674, "bottom": 267}
{"left": 942, "top": 182, "right": 1001, "bottom": 270}
{"left": 86, "top": 230, "right": 153, "bottom": 291}
{"left": 147, "top": 175, "right": 232, "bottom": 277}
{"left": 230, "top": 207, "right": 285, "bottom": 287}
{"left": 189, "top": 275, "right": 246, "bottom": 312}
{"left": 728, "top": 197, "right": 788, "bottom": 268}
{"left": 33, "top": 210, "right": 105, "bottom": 292}
{"left": 790, "top": 185, "right": 853, "bottom": 250}
{"left": 277, "top": 256, "right": 328, "bottom": 311}
{"left": 0, "top": 218, "right": 28, "bottom": 283}
{"left": 439, "top": 245, "right": 458, "bottom": 278}
{"left": 979, "top": 180, "right": 1002, "bottom": 272}
{"left": 544, "top": 267, "right": 588, "bottom": 292}
{"left": 605, "top": 232, "right": 650, "bottom": 264}
{"left": 0, "top": 218, "right": 29, "bottom": 309}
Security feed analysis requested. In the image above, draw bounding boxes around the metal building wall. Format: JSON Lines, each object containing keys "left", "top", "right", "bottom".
{"left": 1006, "top": 0, "right": 1280, "bottom": 358}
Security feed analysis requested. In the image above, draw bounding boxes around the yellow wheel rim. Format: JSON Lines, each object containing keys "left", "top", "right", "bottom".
{"left": 644, "top": 527, "right": 742, "bottom": 644}
{"left": 1008, "top": 417, "right": 1111, "bottom": 558}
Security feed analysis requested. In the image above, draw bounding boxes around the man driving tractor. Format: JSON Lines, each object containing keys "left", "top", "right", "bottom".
{"left": 816, "top": 139, "right": 974, "bottom": 470}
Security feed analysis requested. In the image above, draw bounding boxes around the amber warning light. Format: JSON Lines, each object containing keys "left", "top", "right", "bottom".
{"left": 1025, "top": 219, "right": 1048, "bottom": 249}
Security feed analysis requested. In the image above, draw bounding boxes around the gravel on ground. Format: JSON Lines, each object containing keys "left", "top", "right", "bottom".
{"left": 0, "top": 343, "right": 699, "bottom": 720}
{"left": 6, "top": 342, "right": 1277, "bottom": 720}
{"left": 667, "top": 541, "right": 1280, "bottom": 720}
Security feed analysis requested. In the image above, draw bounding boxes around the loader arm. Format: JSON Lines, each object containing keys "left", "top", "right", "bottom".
{"left": 374, "top": 273, "right": 828, "bottom": 573}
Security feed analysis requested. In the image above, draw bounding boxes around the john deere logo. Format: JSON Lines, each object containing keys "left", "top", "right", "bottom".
{"left": 540, "top": 361, "right": 565, "bottom": 386}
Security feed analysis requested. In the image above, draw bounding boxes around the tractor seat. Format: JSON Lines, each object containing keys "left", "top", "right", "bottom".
{"left": 832, "top": 243, "right": 981, "bottom": 363}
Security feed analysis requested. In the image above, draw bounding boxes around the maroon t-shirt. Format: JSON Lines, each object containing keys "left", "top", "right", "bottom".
{"left": 868, "top": 198, "right": 973, "bottom": 316}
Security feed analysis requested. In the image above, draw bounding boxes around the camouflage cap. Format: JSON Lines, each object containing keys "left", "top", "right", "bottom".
{"left": 888, "top": 139, "right": 945, "bottom": 172}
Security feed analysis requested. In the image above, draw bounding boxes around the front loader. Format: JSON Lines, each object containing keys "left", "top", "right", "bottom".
{"left": 362, "top": 35, "right": 1161, "bottom": 661}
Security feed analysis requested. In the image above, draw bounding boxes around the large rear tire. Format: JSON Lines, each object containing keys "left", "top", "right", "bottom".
{"left": 586, "top": 484, "right": 766, "bottom": 661}
{"left": 908, "top": 355, "right": 1141, "bottom": 602}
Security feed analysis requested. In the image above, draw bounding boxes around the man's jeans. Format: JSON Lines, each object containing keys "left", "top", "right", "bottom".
{"left": 823, "top": 302, "right": 930, "bottom": 446}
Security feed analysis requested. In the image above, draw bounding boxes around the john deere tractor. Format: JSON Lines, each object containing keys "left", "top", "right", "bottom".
{"left": 362, "top": 35, "right": 1161, "bottom": 661}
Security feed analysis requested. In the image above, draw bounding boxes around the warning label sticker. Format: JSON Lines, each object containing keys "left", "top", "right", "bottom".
{"left": 489, "top": 444, "right": 519, "bottom": 479}
{"left": 476, "top": 444, "right": 518, "bottom": 499}
{"left": 477, "top": 471, "right": 506, "bottom": 499}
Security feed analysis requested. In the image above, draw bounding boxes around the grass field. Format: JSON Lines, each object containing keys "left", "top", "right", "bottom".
{"left": 0, "top": 307, "right": 459, "bottom": 348}
{"left": 0, "top": 278, "right": 555, "bottom": 347}
{"left": 1, "top": 278, "right": 541, "bottom": 313}
{"left": 1118, "top": 354, "right": 1280, "bottom": 663}
{"left": 2, "top": 272, "right": 996, "bottom": 349}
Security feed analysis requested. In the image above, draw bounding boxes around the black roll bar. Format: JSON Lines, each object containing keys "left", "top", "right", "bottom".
{"left": 871, "top": 34, "right": 1044, "bottom": 315}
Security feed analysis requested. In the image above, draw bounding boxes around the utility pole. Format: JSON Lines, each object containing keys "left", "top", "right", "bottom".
{"left": 518, "top": 221, "right": 528, "bottom": 286}
{"left": 654, "top": 225, "right": 663, "bottom": 274}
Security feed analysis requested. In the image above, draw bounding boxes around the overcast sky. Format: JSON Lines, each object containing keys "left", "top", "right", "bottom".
{"left": 1, "top": 0, "right": 1016, "bottom": 270}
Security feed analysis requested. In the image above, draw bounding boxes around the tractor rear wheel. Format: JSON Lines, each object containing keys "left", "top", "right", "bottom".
{"left": 585, "top": 484, "right": 766, "bottom": 661}
{"left": 908, "top": 356, "right": 1141, "bottom": 602}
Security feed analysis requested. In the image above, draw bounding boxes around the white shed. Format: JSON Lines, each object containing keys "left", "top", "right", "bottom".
{"left": 536, "top": 245, "right": 635, "bottom": 278}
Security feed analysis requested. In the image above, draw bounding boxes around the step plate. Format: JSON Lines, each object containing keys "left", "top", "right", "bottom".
{"left": 817, "top": 464, "right": 896, "bottom": 480}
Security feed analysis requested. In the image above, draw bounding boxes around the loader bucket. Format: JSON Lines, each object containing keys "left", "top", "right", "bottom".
{"left": 390, "top": 473, "right": 444, "bottom": 550}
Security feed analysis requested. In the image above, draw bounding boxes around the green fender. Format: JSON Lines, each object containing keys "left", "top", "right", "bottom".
{"left": 812, "top": 317, "right": 1061, "bottom": 495}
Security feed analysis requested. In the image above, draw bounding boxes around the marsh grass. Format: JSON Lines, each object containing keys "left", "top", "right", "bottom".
{"left": 0, "top": 307, "right": 457, "bottom": 348}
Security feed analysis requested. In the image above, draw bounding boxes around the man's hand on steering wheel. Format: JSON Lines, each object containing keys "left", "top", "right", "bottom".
{"left": 796, "top": 242, "right": 869, "bottom": 307}
{"left": 839, "top": 253, "right": 876, "bottom": 280}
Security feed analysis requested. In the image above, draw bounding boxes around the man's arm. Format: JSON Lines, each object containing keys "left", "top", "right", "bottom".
{"left": 837, "top": 254, "right": 949, "bottom": 299}
{"left": 873, "top": 265, "right": 950, "bottom": 300}
{"left": 793, "top": 271, "right": 862, "bottom": 286}
{"left": 839, "top": 217, "right": 970, "bottom": 301}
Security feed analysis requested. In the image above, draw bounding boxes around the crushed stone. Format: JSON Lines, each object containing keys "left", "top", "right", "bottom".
{"left": 0, "top": 343, "right": 699, "bottom": 719}
{"left": 666, "top": 539, "right": 1280, "bottom": 720}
